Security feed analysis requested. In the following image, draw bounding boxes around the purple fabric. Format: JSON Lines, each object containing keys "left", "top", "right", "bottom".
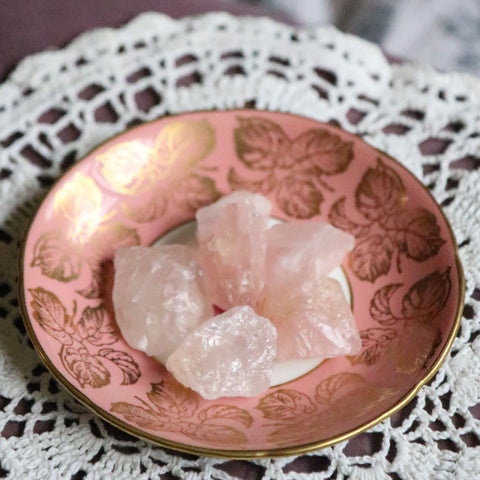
{"left": 0, "top": 0, "right": 292, "bottom": 82}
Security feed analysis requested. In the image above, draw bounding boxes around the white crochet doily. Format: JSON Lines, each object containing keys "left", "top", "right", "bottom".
{"left": 1, "top": 12, "right": 479, "bottom": 480}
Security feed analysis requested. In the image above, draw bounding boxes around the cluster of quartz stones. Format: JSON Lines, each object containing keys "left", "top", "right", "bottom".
{"left": 113, "top": 191, "right": 361, "bottom": 399}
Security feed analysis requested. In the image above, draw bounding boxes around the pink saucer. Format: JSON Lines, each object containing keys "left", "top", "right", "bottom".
{"left": 19, "top": 111, "right": 464, "bottom": 457}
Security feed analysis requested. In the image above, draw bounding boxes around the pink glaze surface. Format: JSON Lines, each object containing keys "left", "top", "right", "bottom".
{"left": 20, "top": 111, "right": 463, "bottom": 455}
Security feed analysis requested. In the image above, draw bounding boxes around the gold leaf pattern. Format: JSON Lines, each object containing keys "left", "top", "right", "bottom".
{"left": 291, "top": 128, "right": 353, "bottom": 175}
{"left": 227, "top": 168, "right": 276, "bottom": 195}
{"left": 60, "top": 345, "right": 111, "bottom": 388}
{"left": 348, "top": 234, "right": 395, "bottom": 282}
{"left": 98, "top": 348, "right": 141, "bottom": 385}
{"left": 352, "top": 269, "right": 449, "bottom": 371}
{"left": 355, "top": 159, "right": 405, "bottom": 221}
{"left": 28, "top": 287, "right": 140, "bottom": 388}
{"left": 54, "top": 173, "right": 105, "bottom": 244}
{"left": 229, "top": 116, "right": 353, "bottom": 219}
{"left": 349, "top": 328, "right": 398, "bottom": 366}
{"left": 154, "top": 119, "right": 215, "bottom": 170}
{"left": 122, "top": 190, "right": 168, "bottom": 223}
{"left": 388, "top": 324, "right": 442, "bottom": 374}
{"left": 29, "top": 287, "right": 75, "bottom": 345}
{"left": 257, "top": 373, "right": 398, "bottom": 446}
{"left": 234, "top": 116, "right": 292, "bottom": 170}
{"left": 31, "top": 231, "right": 82, "bottom": 282}
{"left": 369, "top": 284, "right": 402, "bottom": 325}
{"left": 92, "top": 222, "right": 140, "bottom": 259}
{"left": 197, "top": 404, "right": 253, "bottom": 427}
{"left": 257, "top": 389, "right": 316, "bottom": 420}
{"left": 110, "top": 402, "right": 165, "bottom": 430}
{"left": 172, "top": 174, "right": 221, "bottom": 213}
{"left": 401, "top": 269, "right": 452, "bottom": 323}
{"left": 276, "top": 173, "right": 324, "bottom": 219}
{"left": 396, "top": 208, "right": 446, "bottom": 261}
{"left": 187, "top": 423, "right": 247, "bottom": 445}
{"left": 110, "top": 379, "right": 253, "bottom": 445}
{"left": 329, "top": 159, "right": 445, "bottom": 282}
{"left": 77, "top": 304, "right": 120, "bottom": 346}
{"left": 98, "top": 142, "right": 156, "bottom": 195}
{"left": 147, "top": 377, "right": 199, "bottom": 418}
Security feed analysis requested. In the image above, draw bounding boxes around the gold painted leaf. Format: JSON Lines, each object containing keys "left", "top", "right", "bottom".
{"left": 54, "top": 173, "right": 104, "bottom": 244}
{"left": 191, "top": 423, "right": 247, "bottom": 445}
{"left": 401, "top": 269, "right": 451, "bottom": 323}
{"left": 234, "top": 116, "right": 292, "bottom": 170}
{"left": 389, "top": 324, "right": 442, "bottom": 374}
{"left": 98, "top": 141, "right": 156, "bottom": 195}
{"left": 111, "top": 402, "right": 164, "bottom": 429}
{"left": 154, "top": 119, "right": 215, "bottom": 171}
{"left": 257, "top": 389, "right": 316, "bottom": 421}
{"left": 75, "top": 223, "right": 138, "bottom": 299}
{"left": 355, "top": 159, "right": 406, "bottom": 222}
{"left": 77, "top": 304, "right": 120, "bottom": 346}
{"left": 369, "top": 283, "right": 402, "bottom": 325}
{"left": 315, "top": 373, "right": 397, "bottom": 418}
{"left": 98, "top": 348, "right": 141, "bottom": 385}
{"left": 147, "top": 379, "right": 199, "bottom": 419}
{"left": 172, "top": 174, "right": 221, "bottom": 213}
{"left": 315, "top": 372, "right": 364, "bottom": 403}
{"left": 76, "top": 260, "right": 103, "bottom": 300}
{"left": 328, "top": 198, "right": 369, "bottom": 238}
{"left": 198, "top": 405, "right": 253, "bottom": 427}
{"left": 60, "top": 345, "right": 110, "bottom": 388}
{"left": 29, "top": 287, "right": 74, "bottom": 345}
{"left": 227, "top": 167, "right": 276, "bottom": 195}
{"left": 349, "top": 234, "right": 394, "bottom": 282}
{"left": 292, "top": 128, "right": 353, "bottom": 175}
{"left": 395, "top": 207, "right": 445, "bottom": 261}
{"left": 276, "top": 173, "right": 323, "bottom": 219}
{"left": 31, "top": 231, "right": 82, "bottom": 282}
{"left": 350, "top": 327, "right": 398, "bottom": 366}
{"left": 122, "top": 191, "right": 168, "bottom": 223}
{"left": 266, "top": 421, "right": 327, "bottom": 447}
{"left": 93, "top": 222, "right": 140, "bottom": 259}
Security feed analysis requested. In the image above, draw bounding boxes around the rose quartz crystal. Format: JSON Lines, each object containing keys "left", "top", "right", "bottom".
{"left": 166, "top": 306, "right": 277, "bottom": 399}
{"left": 258, "top": 276, "right": 361, "bottom": 361}
{"left": 265, "top": 222, "right": 354, "bottom": 284}
{"left": 195, "top": 191, "right": 272, "bottom": 310}
{"left": 112, "top": 244, "right": 213, "bottom": 363}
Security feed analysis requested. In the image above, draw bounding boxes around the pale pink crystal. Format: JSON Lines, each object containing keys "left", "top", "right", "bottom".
{"left": 265, "top": 222, "right": 354, "bottom": 285}
{"left": 112, "top": 244, "right": 213, "bottom": 363}
{"left": 195, "top": 191, "right": 272, "bottom": 310}
{"left": 166, "top": 306, "right": 277, "bottom": 399}
{"left": 258, "top": 276, "right": 361, "bottom": 361}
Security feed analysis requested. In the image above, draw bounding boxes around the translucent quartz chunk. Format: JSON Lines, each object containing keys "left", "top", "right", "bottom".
{"left": 112, "top": 244, "right": 212, "bottom": 363}
{"left": 258, "top": 276, "right": 361, "bottom": 361}
{"left": 166, "top": 306, "right": 277, "bottom": 399}
{"left": 195, "top": 191, "right": 272, "bottom": 310}
{"left": 265, "top": 222, "right": 355, "bottom": 285}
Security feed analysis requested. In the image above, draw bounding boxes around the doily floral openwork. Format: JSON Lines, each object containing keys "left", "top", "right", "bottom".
{"left": 1, "top": 12, "right": 479, "bottom": 480}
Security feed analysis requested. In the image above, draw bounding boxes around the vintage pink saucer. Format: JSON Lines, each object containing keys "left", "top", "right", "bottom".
{"left": 19, "top": 111, "right": 464, "bottom": 458}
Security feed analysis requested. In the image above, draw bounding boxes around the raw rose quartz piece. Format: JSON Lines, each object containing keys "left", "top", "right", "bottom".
{"left": 112, "top": 244, "right": 212, "bottom": 363}
{"left": 166, "top": 306, "right": 277, "bottom": 399}
{"left": 258, "top": 276, "right": 361, "bottom": 361}
{"left": 195, "top": 191, "right": 272, "bottom": 310}
{"left": 266, "top": 222, "right": 354, "bottom": 285}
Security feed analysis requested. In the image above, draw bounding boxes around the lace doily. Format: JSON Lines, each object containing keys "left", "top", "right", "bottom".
{"left": 1, "top": 12, "right": 479, "bottom": 480}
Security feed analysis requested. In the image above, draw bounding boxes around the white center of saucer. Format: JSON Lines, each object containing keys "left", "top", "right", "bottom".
{"left": 156, "top": 219, "right": 351, "bottom": 387}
